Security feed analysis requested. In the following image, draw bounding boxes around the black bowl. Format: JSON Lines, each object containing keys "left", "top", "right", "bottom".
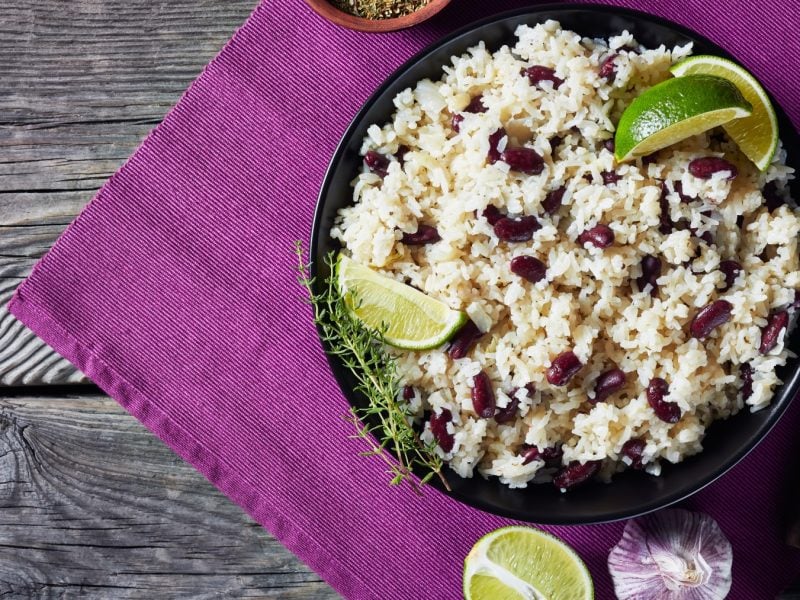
{"left": 310, "top": 4, "right": 800, "bottom": 524}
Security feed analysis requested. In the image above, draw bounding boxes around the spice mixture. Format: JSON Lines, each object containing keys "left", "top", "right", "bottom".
{"left": 330, "top": 0, "right": 429, "bottom": 20}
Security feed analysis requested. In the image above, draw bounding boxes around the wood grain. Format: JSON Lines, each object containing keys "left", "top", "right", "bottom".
{"left": 0, "top": 392, "right": 340, "bottom": 598}
{"left": 0, "top": 283, "right": 88, "bottom": 385}
{"left": 1, "top": 2, "right": 342, "bottom": 598}
{"left": 0, "top": 0, "right": 258, "bottom": 385}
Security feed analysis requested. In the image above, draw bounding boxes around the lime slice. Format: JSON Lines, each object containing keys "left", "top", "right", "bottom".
{"left": 463, "top": 526, "right": 594, "bottom": 600}
{"left": 615, "top": 74, "right": 752, "bottom": 161}
{"left": 337, "top": 254, "right": 467, "bottom": 350}
{"left": 670, "top": 55, "right": 778, "bottom": 170}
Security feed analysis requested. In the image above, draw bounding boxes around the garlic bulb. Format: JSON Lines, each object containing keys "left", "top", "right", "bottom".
{"left": 608, "top": 509, "right": 733, "bottom": 599}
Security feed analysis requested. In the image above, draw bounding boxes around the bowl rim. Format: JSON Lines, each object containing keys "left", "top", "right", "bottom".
{"left": 303, "top": 0, "right": 452, "bottom": 33}
{"left": 309, "top": 2, "right": 800, "bottom": 524}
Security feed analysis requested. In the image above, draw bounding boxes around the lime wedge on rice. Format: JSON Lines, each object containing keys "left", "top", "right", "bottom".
{"left": 463, "top": 526, "right": 594, "bottom": 600}
{"left": 614, "top": 74, "right": 752, "bottom": 162}
{"left": 670, "top": 55, "right": 779, "bottom": 170}
{"left": 337, "top": 254, "right": 466, "bottom": 350}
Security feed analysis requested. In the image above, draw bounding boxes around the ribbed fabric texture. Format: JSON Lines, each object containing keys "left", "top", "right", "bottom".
{"left": 8, "top": 1, "right": 800, "bottom": 598}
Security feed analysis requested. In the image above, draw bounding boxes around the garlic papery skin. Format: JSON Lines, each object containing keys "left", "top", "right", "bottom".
{"left": 608, "top": 509, "right": 733, "bottom": 599}
{"left": 655, "top": 550, "right": 712, "bottom": 590}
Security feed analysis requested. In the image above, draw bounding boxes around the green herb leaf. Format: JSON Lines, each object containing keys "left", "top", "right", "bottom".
{"left": 295, "top": 242, "right": 450, "bottom": 494}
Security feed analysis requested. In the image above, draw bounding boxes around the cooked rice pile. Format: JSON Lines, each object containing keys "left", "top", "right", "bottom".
{"left": 331, "top": 21, "right": 799, "bottom": 488}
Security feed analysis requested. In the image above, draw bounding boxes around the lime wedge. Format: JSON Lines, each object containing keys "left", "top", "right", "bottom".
{"left": 670, "top": 55, "right": 778, "bottom": 170}
{"left": 337, "top": 254, "right": 467, "bottom": 350}
{"left": 463, "top": 526, "right": 594, "bottom": 600}
{"left": 615, "top": 75, "right": 752, "bottom": 161}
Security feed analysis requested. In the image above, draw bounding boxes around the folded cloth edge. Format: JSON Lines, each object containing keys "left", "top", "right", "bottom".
{"left": 8, "top": 270, "right": 378, "bottom": 600}
{"left": 6, "top": 1, "right": 380, "bottom": 597}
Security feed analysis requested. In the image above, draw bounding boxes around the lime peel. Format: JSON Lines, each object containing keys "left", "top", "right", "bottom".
{"left": 614, "top": 74, "right": 752, "bottom": 162}
{"left": 463, "top": 526, "right": 594, "bottom": 600}
{"left": 337, "top": 254, "right": 466, "bottom": 350}
{"left": 670, "top": 55, "right": 779, "bottom": 170}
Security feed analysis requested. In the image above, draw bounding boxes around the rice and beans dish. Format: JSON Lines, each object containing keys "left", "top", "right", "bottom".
{"left": 331, "top": 21, "right": 799, "bottom": 490}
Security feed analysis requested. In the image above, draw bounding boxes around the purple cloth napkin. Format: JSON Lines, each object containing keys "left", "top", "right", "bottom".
{"left": 9, "top": 1, "right": 800, "bottom": 597}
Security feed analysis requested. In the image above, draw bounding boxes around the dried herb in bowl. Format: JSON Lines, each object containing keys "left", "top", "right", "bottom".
{"left": 330, "top": 0, "right": 429, "bottom": 19}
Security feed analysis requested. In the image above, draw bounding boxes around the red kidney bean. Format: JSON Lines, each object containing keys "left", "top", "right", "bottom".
{"left": 472, "top": 371, "right": 496, "bottom": 418}
{"left": 488, "top": 128, "right": 506, "bottom": 163}
{"left": 364, "top": 150, "right": 389, "bottom": 176}
{"left": 659, "top": 182, "right": 673, "bottom": 234}
{"left": 540, "top": 445, "right": 563, "bottom": 465}
{"left": 521, "top": 444, "right": 564, "bottom": 466}
{"left": 740, "top": 362, "right": 753, "bottom": 402}
{"left": 599, "top": 54, "right": 617, "bottom": 80}
{"left": 447, "top": 319, "right": 483, "bottom": 360}
{"left": 500, "top": 147, "right": 545, "bottom": 175}
{"left": 523, "top": 65, "right": 564, "bottom": 89}
{"left": 637, "top": 255, "right": 662, "bottom": 297}
{"left": 429, "top": 409, "right": 454, "bottom": 452}
{"left": 494, "top": 395, "right": 519, "bottom": 424}
{"left": 510, "top": 255, "right": 547, "bottom": 283}
{"left": 496, "top": 383, "right": 535, "bottom": 426}
{"left": 592, "top": 368, "right": 626, "bottom": 403}
{"left": 601, "top": 170, "right": 621, "bottom": 185}
{"left": 494, "top": 215, "right": 542, "bottom": 242}
{"left": 451, "top": 113, "right": 464, "bottom": 133}
{"left": 603, "top": 139, "right": 615, "bottom": 153}
{"left": 621, "top": 438, "right": 646, "bottom": 470}
{"left": 642, "top": 152, "right": 659, "bottom": 165}
{"left": 647, "top": 377, "right": 681, "bottom": 423}
{"left": 763, "top": 181, "right": 786, "bottom": 212}
{"left": 482, "top": 205, "right": 505, "bottom": 226}
{"left": 401, "top": 225, "right": 440, "bottom": 246}
{"left": 578, "top": 224, "right": 614, "bottom": 249}
{"left": 690, "top": 300, "right": 733, "bottom": 339}
{"left": 760, "top": 310, "right": 789, "bottom": 354}
{"left": 719, "top": 260, "right": 742, "bottom": 291}
{"left": 402, "top": 385, "right": 415, "bottom": 400}
{"left": 553, "top": 460, "right": 601, "bottom": 490}
{"left": 546, "top": 351, "right": 583, "bottom": 386}
{"left": 464, "top": 95, "right": 487, "bottom": 113}
{"left": 688, "top": 157, "right": 738, "bottom": 180}
{"left": 521, "top": 445, "right": 541, "bottom": 465}
{"left": 542, "top": 186, "right": 566, "bottom": 214}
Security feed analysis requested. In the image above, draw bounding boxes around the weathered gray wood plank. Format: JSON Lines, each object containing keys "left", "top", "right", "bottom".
{"left": 0, "top": 0, "right": 258, "bottom": 385}
{"left": 0, "top": 392, "right": 341, "bottom": 599}
{"left": 0, "top": 0, "right": 343, "bottom": 596}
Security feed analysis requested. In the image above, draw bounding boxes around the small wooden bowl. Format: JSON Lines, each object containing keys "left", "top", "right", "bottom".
{"left": 304, "top": 0, "right": 452, "bottom": 33}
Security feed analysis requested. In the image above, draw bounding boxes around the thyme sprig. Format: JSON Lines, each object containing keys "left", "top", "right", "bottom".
{"left": 295, "top": 243, "right": 450, "bottom": 494}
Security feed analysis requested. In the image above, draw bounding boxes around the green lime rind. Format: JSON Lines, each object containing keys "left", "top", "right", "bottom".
{"left": 670, "top": 55, "right": 778, "bottom": 170}
{"left": 337, "top": 254, "right": 467, "bottom": 350}
{"left": 463, "top": 526, "right": 594, "bottom": 600}
{"left": 615, "top": 74, "right": 752, "bottom": 161}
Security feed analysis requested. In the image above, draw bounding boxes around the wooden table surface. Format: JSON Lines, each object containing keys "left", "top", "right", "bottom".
{"left": 1, "top": 1, "right": 340, "bottom": 597}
